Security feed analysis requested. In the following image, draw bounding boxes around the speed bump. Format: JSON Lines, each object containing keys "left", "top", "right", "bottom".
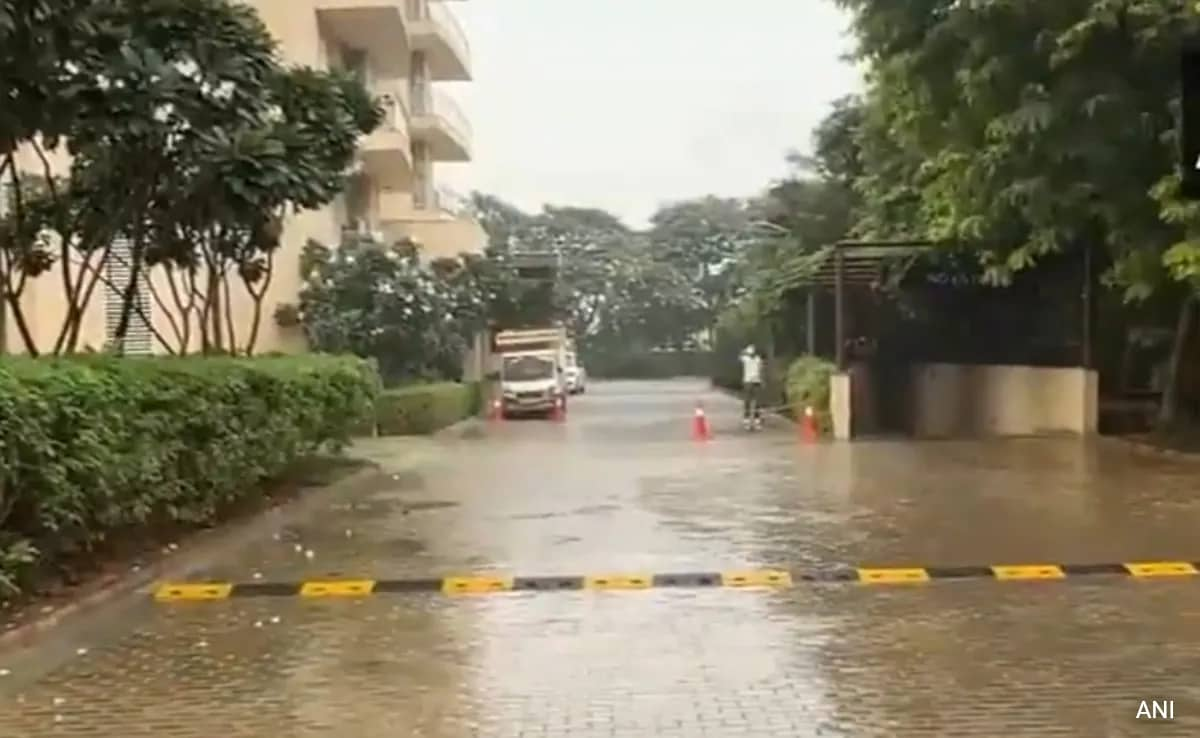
{"left": 1124, "top": 561, "right": 1199, "bottom": 578}
{"left": 442, "top": 575, "right": 513, "bottom": 595}
{"left": 513, "top": 576, "right": 584, "bottom": 591}
{"left": 991, "top": 564, "right": 1065, "bottom": 581}
{"left": 857, "top": 568, "right": 930, "bottom": 585}
{"left": 151, "top": 559, "right": 1200, "bottom": 603}
{"left": 154, "top": 583, "right": 233, "bottom": 602}
{"left": 300, "top": 579, "right": 376, "bottom": 598}
{"left": 584, "top": 573, "right": 652, "bottom": 590}
{"left": 721, "top": 570, "right": 793, "bottom": 588}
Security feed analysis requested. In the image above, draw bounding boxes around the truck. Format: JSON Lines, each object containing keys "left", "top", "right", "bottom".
{"left": 493, "top": 325, "right": 570, "bottom": 418}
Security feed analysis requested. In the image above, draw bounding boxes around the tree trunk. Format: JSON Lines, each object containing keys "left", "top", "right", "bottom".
{"left": 1158, "top": 295, "right": 1197, "bottom": 429}
{"left": 3, "top": 294, "right": 36, "bottom": 356}
{"left": 208, "top": 274, "right": 223, "bottom": 352}
{"left": 222, "top": 273, "right": 236, "bottom": 355}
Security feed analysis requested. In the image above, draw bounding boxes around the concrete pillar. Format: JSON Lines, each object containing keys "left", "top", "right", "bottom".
{"left": 1082, "top": 369, "right": 1099, "bottom": 434}
{"left": 462, "top": 330, "right": 488, "bottom": 382}
{"left": 831, "top": 372, "right": 852, "bottom": 441}
{"left": 834, "top": 247, "right": 846, "bottom": 369}
{"left": 410, "top": 51, "right": 430, "bottom": 114}
{"left": 412, "top": 141, "right": 433, "bottom": 209}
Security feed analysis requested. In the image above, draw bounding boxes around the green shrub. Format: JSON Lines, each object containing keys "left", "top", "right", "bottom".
{"left": 786, "top": 355, "right": 836, "bottom": 434}
{"left": 375, "top": 382, "right": 477, "bottom": 436}
{"left": 582, "top": 351, "right": 712, "bottom": 379}
{"left": 0, "top": 354, "right": 379, "bottom": 596}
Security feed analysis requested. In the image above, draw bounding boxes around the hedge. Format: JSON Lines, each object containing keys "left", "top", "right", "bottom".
{"left": 0, "top": 354, "right": 379, "bottom": 596}
{"left": 375, "top": 382, "right": 479, "bottom": 436}
{"left": 582, "top": 350, "right": 712, "bottom": 379}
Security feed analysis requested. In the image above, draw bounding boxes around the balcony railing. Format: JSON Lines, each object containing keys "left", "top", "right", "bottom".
{"left": 430, "top": 88, "right": 470, "bottom": 146}
{"left": 434, "top": 185, "right": 470, "bottom": 216}
{"left": 406, "top": 0, "right": 470, "bottom": 72}
{"left": 375, "top": 84, "right": 410, "bottom": 131}
{"left": 427, "top": 2, "right": 470, "bottom": 66}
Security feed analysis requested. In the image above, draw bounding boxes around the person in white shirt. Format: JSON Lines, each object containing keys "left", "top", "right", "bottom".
{"left": 740, "top": 345, "right": 764, "bottom": 427}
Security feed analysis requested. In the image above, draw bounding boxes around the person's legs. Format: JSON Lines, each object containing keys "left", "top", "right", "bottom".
{"left": 749, "top": 382, "right": 762, "bottom": 422}
{"left": 742, "top": 383, "right": 753, "bottom": 420}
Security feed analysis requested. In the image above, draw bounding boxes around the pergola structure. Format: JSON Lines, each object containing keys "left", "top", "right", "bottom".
{"left": 787, "top": 239, "right": 1096, "bottom": 372}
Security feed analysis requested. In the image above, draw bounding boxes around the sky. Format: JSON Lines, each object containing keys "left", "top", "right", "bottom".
{"left": 439, "top": 0, "right": 863, "bottom": 229}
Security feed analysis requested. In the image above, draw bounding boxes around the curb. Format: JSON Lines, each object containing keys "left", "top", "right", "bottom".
{"left": 435, "top": 415, "right": 486, "bottom": 440}
{"left": 1098, "top": 435, "right": 1200, "bottom": 464}
{"left": 0, "top": 463, "right": 388, "bottom": 653}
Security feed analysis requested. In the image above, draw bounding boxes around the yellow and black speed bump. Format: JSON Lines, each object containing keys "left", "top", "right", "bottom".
{"left": 231, "top": 582, "right": 302, "bottom": 597}
{"left": 152, "top": 560, "right": 1200, "bottom": 602}
{"left": 652, "top": 572, "right": 721, "bottom": 588}
{"left": 799, "top": 567, "right": 858, "bottom": 583}
{"left": 372, "top": 578, "right": 442, "bottom": 594}
{"left": 924, "top": 565, "right": 995, "bottom": 580}
{"left": 513, "top": 576, "right": 585, "bottom": 591}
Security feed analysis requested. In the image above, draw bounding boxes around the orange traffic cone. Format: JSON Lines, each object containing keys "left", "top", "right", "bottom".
{"left": 692, "top": 403, "right": 711, "bottom": 441}
{"left": 800, "top": 406, "right": 818, "bottom": 443}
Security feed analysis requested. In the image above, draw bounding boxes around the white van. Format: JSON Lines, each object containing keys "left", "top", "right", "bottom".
{"left": 563, "top": 351, "right": 587, "bottom": 394}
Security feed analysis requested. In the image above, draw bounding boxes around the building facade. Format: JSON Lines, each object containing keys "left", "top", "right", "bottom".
{"left": 0, "top": 0, "right": 484, "bottom": 356}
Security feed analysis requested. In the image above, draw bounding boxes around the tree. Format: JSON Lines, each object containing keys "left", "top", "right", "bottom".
{"left": 0, "top": 0, "right": 380, "bottom": 356}
{"left": 647, "top": 196, "right": 761, "bottom": 338}
{"left": 0, "top": 0, "right": 285, "bottom": 354}
{"left": 586, "top": 239, "right": 707, "bottom": 353}
{"left": 834, "top": 0, "right": 1200, "bottom": 425}
{"left": 298, "top": 235, "right": 482, "bottom": 385}
{"left": 467, "top": 193, "right": 709, "bottom": 351}
{"left": 148, "top": 65, "right": 381, "bottom": 355}
{"left": 0, "top": 0, "right": 121, "bottom": 354}
{"left": 467, "top": 193, "right": 562, "bottom": 328}
{"left": 535, "top": 205, "right": 631, "bottom": 338}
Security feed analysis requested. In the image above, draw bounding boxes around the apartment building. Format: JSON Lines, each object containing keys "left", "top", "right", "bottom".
{"left": 0, "top": 0, "right": 484, "bottom": 356}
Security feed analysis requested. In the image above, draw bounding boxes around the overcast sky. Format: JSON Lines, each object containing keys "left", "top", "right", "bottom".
{"left": 438, "top": 0, "right": 863, "bottom": 229}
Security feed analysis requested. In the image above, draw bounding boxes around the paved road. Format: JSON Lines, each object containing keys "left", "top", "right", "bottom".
{"left": 4, "top": 379, "right": 1200, "bottom": 736}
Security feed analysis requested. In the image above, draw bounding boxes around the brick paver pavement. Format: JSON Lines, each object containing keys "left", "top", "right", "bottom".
{"left": 3, "top": 380, "right": 1199, "bottom": 736}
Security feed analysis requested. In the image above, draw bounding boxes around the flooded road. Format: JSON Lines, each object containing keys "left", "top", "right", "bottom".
{"left": 4, "top": 379, "right": 1200, "bottom": 736}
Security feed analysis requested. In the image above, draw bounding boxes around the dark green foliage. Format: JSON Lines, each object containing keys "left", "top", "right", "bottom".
{"left": 583, "top": 351, "right": 712, "bottom": 380}
{"left": 375, "top": 382, "right": 477, "bottom": 436}
{"left": 785, "top": 356, "right": 836, "bottom": 434}
{"left": 0, "top": 354, "right": 379, "bottom": 594}
{"left": 296, "top": 236, "right": 486, "bottom": 386}
{"left": 0, "top": 0, "right": 381, "bottom": 356}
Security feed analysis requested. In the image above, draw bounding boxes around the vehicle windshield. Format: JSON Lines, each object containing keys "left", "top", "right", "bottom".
{"left": 503, "top": 355, "right": 555, "bottom": 381}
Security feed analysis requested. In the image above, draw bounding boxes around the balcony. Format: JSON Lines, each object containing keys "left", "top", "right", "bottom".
{"left": 411, "top": 88, "right": 471, "bottom": 161}
{"left": 380, "top": 185, "right": 484, "bottom": 259}
{"left": 406, "top": 0, "right": 472, "bottom": 81}
{"left": 383, "top": 215, "right": 486, "bottom": 261}
{"left": 360, "top": 88, "right": 412, "bottom": 188}
{"left": 316, "top": 1, "right": 409, "bottom": 59}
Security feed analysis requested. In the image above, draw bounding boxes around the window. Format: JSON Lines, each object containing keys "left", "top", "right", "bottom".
{"left": 105, "top": 238, "right": 153, "bottom": 355}
{"left": 502, "top": 355, "right": 555, "bottom": 381}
